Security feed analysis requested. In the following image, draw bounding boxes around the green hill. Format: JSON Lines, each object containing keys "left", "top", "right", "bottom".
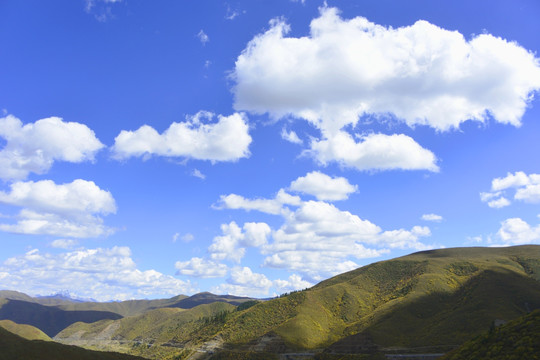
{"left": 0, "top": 327, "right": 146, "bottom": 360}
{"left": 441, "top": 309, "right": 540, "bottom": 360}
{"left": 56, "top": 301, "right": 239, "bottom": 359}
{"left": 188, "top": 245, "right": 540, "bottom": 355}
{"left": 0, "top": 319, "right": 51, "bottom": 341}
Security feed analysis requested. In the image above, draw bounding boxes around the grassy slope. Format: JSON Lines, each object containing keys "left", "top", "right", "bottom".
{"left": 0, "top": 319, "right": 51, "bottom": 341}
{"left": 441, "top": 309, "right": 540, "bottom": 360}
{"left": 0, "top": 327, "right": 147, "bottom": 360}
{"left": 56, "top": 302, "right": 238, "bottom": 359}
{"left": 197, "top": 245, "right": 540, "bottom": 352}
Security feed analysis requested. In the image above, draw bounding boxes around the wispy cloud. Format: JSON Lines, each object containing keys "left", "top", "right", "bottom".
{"left": 197, "top": 30, "right": 209, "bottom": 45}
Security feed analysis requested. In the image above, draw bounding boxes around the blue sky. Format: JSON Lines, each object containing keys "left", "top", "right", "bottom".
{"left": 1, "top": 0, "right": 540, "bottom": 301}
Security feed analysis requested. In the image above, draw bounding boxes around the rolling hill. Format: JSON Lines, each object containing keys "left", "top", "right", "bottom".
{"left": 0, "top": 319, "right": 51, "bottom": 341}
{"left": 56, "top": 301, "right": 239, "bottom": 359}
{"left": 54, "top": 245, "right": 540, "bottom": 359}
{"left": 0, "top": 326, "right": 147, "bottom": 360}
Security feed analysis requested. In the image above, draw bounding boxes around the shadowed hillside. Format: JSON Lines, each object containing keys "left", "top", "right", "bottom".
{"left": 170, "top": 292, "right": 254, "bottom": 309}
{"left": 0, "top": 299, "right": 122, "bottom": 337}
{"left": 441, "top": 309, "right": 540, "bottom": 359}
{"left": 0, "top": 327, "right": 146, "bottom": 360}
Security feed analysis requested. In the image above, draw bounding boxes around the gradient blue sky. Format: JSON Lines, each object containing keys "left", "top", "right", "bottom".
{"left": 1, "top": 0, "right": 540, "bottom": 301}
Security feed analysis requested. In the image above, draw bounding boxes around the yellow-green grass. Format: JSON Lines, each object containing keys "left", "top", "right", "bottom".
{"left": 0, "top": 327, "right": 146, "bottom": 360}
{"left": 196, "top": 245, "right": 540, "bottom": 352}
{"left": 0, "top": 319, "right": 51, "bottom": 341}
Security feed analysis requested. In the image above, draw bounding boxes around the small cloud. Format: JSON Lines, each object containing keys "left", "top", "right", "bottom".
{"left": 175, "top": 257, "right": 227, "bottom": 278}
{"left": 173, "top": 232, "right": 194, "bottom": 243}
{"left": 466, "top": 236, "right": 483, "bottom": 244}
{"left": 289, "top": 171, "right": 357, "bottom": 201}
{"left": 421, "top": 213, "right": 443, "bottom": 222}
{"left": 197, "top": 30, "right": 209, "bottom": 45}
{"left": 487, "top": 197, "right": 511, "bottom": 209}
{"left": 84, "top": 0, "right": 122, "bottom": 22}
{"left": 225, "top": 4, "right": 241, "bottom": 20}
{"left": 204, "top": 60, "right": 212, "bottom": 69}
{"left": 191, "top": 169, "right": 206, "bottom": 180}
{"left": 182, "top": 233, "right": 195, "bottom": 242}
{"left": 281, "top": 128, "right": 303, "bottom": 145}
{"left": 50, "top": 239, "right": 78, "bottom": 249}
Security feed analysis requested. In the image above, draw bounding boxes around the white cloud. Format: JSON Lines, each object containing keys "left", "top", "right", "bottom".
{"left": 289, "top": 171, "right": 357, "bottom": 201}
{"left": 232, "top": 7, "right": 540, "bottom": 172}
{"left": 263, "top": 200, "right": 430, "bottom": 281}
{"left": 273, "top": 274, "right": 313, "bottom": 294}
{"left": 0, "top": 210, "right": 113, "bottom": 238}
{"left": 229, "top": 266, "right": 273, "bottom": 288}
{"left": 213, "top": 175, "right": 434, "bottom": 281}
{"left": 175, "top": 257, "right": 228, "bottom": 278}
{"left": 481, "top": 171, "right": 540, "bottom": 207}
{"left": 85, "top": 0, "right": 122, "bottom": 11}
{"left": 209, "top": 222, "right": 246, "bottom": 263}
{"left": 215, "top": 189, "right": 301, "bottom": 215}
{"left": 491, "top": 171, "right": 533, "bottom": 191}
{"left": 191, "top": 169, "right": 206, "bottom": 179}
{"left": 212, "top": 267, "right": 313, "bottom": 297}
{"left": 0, "top": 246, "right": 195, "bottom": 301}
{"left": 208, "top": 221, "right": 271, "bottom": 263}
{"left": 281, "top": 128, "right": 303, "bottom": 144}
{"left": 243, "top": 222, "right": 272, "bottom": 247}
{"left": 515, "top": 184, "right": 540, "bottom": 203}
{"left": 378, "top": 226, "right": 431, "bottom": 250}
{"left": 309, "top": 132, "right": 438, "bottom": 172}
{"left": 50, "top": 239, "right": 78, "bottom": 249}
{"left": 0, "top": 179, "right": 116, "bottom": 238}
{"left": 181, "top": 233, "right": 195, "bottom": 242}
{"left": 112, "top": 111, "right": 251, "bottom": 163}
{"left": 225, "top": 5, "right": 241, "bottom": 20}
{"left": 198, "top": 30, "right": 209, "bottom": 45}
{"left": 421, "top": 213, "right": 443, "bottom": 222}
{"left": 233, "top": 7, "right": 540, "bottom": 132}
{"left": 0, "top": 179, "right": 116, "bottom": 215}
{"left": 0, "top": 115, "right": 104, "bottom": 181}
{"left": 488, "top": 197, "right": 511, "bottom": 209}
{"left": 496, "top": 218, "right": 540, "bottom": 245}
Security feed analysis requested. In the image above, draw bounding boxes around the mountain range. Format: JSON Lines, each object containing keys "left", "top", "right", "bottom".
{"left": 2, "top": 245, "right": 540, "bottom": 359}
